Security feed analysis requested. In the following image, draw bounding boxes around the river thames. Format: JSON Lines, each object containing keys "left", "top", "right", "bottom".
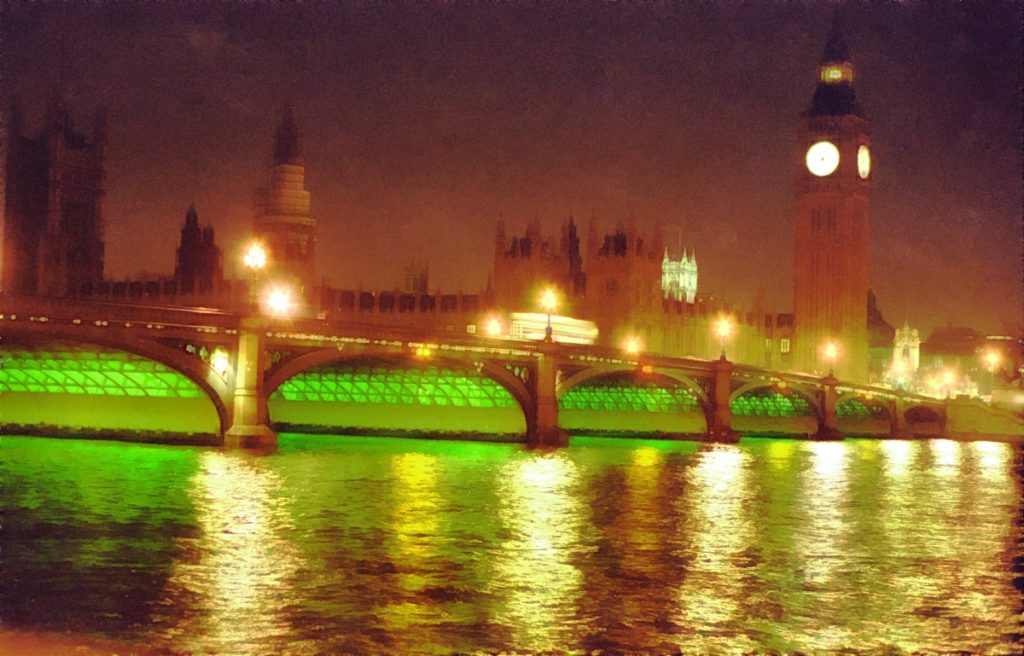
{"left": 1, "top": 434, "right": 1021, "bottom": 654}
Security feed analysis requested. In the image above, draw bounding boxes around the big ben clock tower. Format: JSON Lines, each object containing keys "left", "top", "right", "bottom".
{"left": 793, "top": 17, "right": 871, "bottom": 383}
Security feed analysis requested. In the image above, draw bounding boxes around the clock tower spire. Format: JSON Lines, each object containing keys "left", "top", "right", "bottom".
{"left": 792, "top": 14, "right": 872, "bottom": 382}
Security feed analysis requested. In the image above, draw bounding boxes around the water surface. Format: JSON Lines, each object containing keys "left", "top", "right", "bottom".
{"left": 1, "top": 434, "right": 1020, "bottom": 654}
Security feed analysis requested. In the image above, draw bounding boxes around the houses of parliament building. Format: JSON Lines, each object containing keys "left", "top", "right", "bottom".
{"left": 1, "top": 20, "right": 877, "bottom": 383}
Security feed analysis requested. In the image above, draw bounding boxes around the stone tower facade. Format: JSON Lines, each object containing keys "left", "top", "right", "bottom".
{"left": 2, "top": 97, "right": 106, "bottom": 296}
{"left": 254, "top": 106, "right": 316, "bottom": 299}
{"left": 793, "top": 18, "right": 872, "bottom": 382}
{"left": 492, "top": 216, "right": 585, "bottom": 311}
{"left": 174, "top": 203, "right": 223, "bottom": 294}
{"left": 583, "top": 219, "right": 664, "bottom": 346}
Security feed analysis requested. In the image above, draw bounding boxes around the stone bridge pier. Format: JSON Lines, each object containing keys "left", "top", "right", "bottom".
{"left": 224, "top": 318, "right": 276, "bottom": 448}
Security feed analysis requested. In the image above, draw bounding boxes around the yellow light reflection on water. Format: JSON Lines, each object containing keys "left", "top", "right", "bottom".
{"left": 971, "top": 441, "right": 1009, "bottom": 483}
{"left": 799, "top": 442, "right": 848, "bottom": 576}
{"left": 930, "top": 439, "right": 961, "bottom": 477}
{"left": 167, "top": 452, "right": 298, "bottom": 654}
{"left": 674, "top": 445, "right": 755, "bottom": 651}
{"left": 881, "top": 439, "right": 915, "bottom": 477}
{"left": 493, "top": 453, "right": 583, "bottom": 651}
{"left": 380, "top": 451, "right": 444, "bottom": 631}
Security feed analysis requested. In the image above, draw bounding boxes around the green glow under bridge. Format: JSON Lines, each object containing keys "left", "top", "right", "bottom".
{"left": 731, "top": 388, "right": 814, "bottom": 418}
{"left": 559, "top": 375, "right": 700, "bottom": 414}
{"left": 270, "top": 360, "right": 518, "bottom": 408}
{"left": 0, "top": 344, "right": 204, "bottom": 398}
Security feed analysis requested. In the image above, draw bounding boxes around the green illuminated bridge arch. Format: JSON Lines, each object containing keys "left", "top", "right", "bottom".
{"left": 556, "top": 366, "right": 711, "bottom": 436}
{"left": 0, "top": 338, "right": 228, "bottom": 440}
{"left": 266, "top": 352, "right": 531, "bottom": 438}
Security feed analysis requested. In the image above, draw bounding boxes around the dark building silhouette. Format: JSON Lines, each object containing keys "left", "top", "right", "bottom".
{"left": 174, "top": 203, "right": 223, "bottom": 294}
{"left": 2, "top": 96, "right": 106, "bottom": 296}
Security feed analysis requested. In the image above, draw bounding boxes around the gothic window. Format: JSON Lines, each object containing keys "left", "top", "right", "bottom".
{"left": 606, "top": 279, "right": 618, "bottom": 296}
{"left": 780, "top": 338, "right": 791, "bottom": 354}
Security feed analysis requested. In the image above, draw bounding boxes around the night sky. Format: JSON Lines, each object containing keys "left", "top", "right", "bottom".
{"left": 4, "top": 1, "right": 1020, "bottom": 334}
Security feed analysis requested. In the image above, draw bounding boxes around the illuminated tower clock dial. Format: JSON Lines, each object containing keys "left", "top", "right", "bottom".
{"left": 857, "top": 145, "right": 871, "bottom": 179}
{"left": 805, "top": 141, "right": 840, "bottom": 176}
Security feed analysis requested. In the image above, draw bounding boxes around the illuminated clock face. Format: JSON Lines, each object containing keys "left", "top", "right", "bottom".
{"left": 805, "top": 141, "right": 840, "bottom": 177}
{"left": 857, "top": 145, "right": 871, "bottom": 179}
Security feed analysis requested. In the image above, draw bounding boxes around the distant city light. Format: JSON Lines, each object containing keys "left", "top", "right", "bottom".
{"left": 983, "top": 349, "right": 1002, "bottom": 371}
{"left": 623, "top": 335, "right": 643, "bottom": 356}
{"left": 414, "top": 345, "right": 433, "bottom": 359}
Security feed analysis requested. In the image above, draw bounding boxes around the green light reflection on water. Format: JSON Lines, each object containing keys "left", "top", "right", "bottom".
{"left": 0, "top": 433, "right": 1020, "bottom": 654}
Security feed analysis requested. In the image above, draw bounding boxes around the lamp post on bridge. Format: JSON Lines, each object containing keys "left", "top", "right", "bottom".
{"left": 821, "top": 339, "right": 840, "bottom": 378}
{"left": 539, "top": 286, "right": 559, "bottom": 343}
{"left": 714, "top": 315, "right": 735, "bottom": 360}
{"left": 983, "top": 349, "right": 1002, "bottom": 400}
{"left": 242, "top": 241, "right": 268, "bottom": 312}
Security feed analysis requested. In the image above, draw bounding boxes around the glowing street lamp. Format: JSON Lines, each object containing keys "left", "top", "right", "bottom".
{"left": 623, "top": 335, "right": 643, "bottom": 357}
{"left": 210, "top": 347, "right": 230, "bottom": 377}
{"left": 821, "top": 339, "right": 840, "bottom": 377}
{"left": 484, "top": 314, "right": 504, "bottom": 338}
{"left": 265, "top": 285, "right": 293, "bottom": 318}
{"left": 242, "top": 241, "right": 268, "bottom": 271}
{"left": 713, "top": 315, "right": 735, "bottom": 360}
{"left": 942, "top": 368, "right": 955, "bottom": 399}
{"left": 242, "top": 241, "right": 268, "bottom": 310}
{"left": 539, "top": 286, "right": 559, "bottom": 342}
{"left": 983, "top": 349, "right": 1002, "bottom": 397}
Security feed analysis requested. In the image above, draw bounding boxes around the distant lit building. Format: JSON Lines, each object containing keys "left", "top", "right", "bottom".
{"left": 661, "top": 248, "right": 697, "bottom": 303}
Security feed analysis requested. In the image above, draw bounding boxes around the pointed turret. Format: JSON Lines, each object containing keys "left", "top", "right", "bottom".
{"left": 806, "top": 12, "right": 863, "bottom": 117}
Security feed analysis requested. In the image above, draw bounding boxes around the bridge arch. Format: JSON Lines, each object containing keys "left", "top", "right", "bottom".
{"left": 728, "top": 381, "right": 821, "bottom": 436}
{"left": 834, "top": 393, "right": 894, "bottom": 437}
{"left": 0, "top": 333, "right": 230, "bottom": 438}
{"left": 902, "top": 403, "right": 946, "bottom": 435}
{"left": 556, "top": 365, "right": 711, "bottom": 436}
{"left": 266, "top": 348, "right": 532, "bottom": 439}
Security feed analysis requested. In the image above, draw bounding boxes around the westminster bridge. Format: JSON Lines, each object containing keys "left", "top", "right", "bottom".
{"left": 1, "top": 295, "right": 1021, "bottom": 447}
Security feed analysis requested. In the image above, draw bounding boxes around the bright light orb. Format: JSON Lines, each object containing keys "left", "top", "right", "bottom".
{"left": 714, "top": 316, "right": 735, "bottom": 341}
{"left": 539, "top": 287, "right": 559, "bottom": 314}
{"left": 210, "top": 348, "right": 230, "bottom": 376}
{"left": 983, "top": 350, "right": 1002, "bottom": 371}
{"left": 243, "top": 242, "right": 268, "bottom": 271}
{"left": 265, "top": 286, "right": 292, "bottom": 317}
{"left": 623, "top": 335, "right": 643, "bottom": 356}
{"left": 822, "top": 340, "right": 840, "bottom": 362}
{"left": 942, "top": 369, "right": 955, "bottom": 386}
{"left": 484, "top": 316, "right": 503, "bottom": 338}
